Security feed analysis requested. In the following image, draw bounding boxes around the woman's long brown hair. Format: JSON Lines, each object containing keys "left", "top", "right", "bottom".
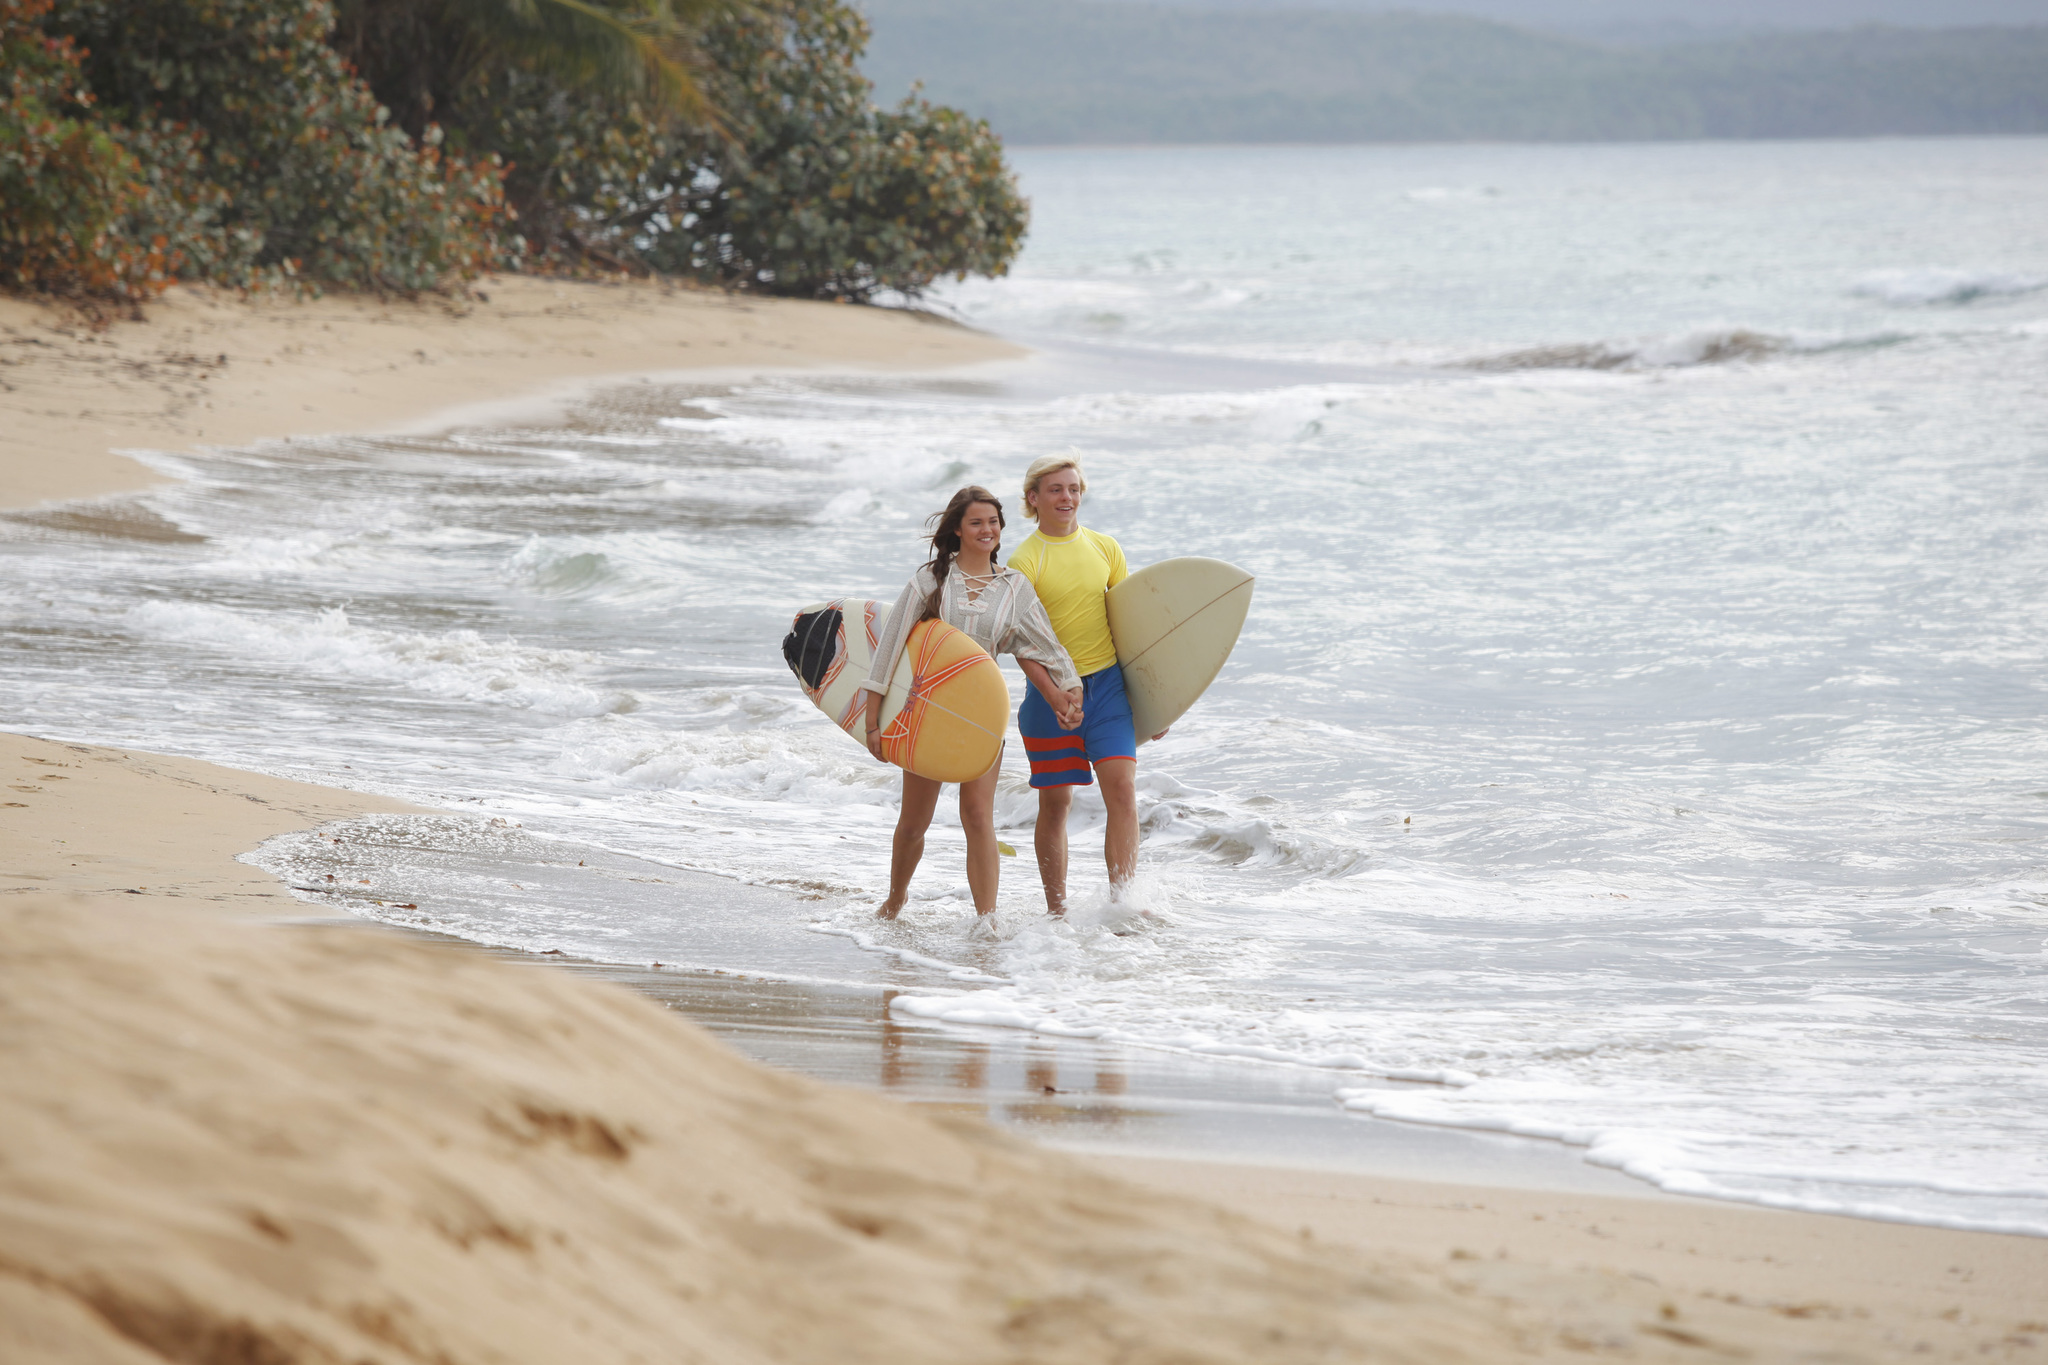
{"left": 921, "top": 486, "right": 1005, "bottom": 622}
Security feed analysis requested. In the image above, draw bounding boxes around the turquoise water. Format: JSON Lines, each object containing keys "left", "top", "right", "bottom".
{"left": 5, "top": 137, "right": 2046, "bottom": 1231}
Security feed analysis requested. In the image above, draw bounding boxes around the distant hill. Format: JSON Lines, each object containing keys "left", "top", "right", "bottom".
{"left": 1064, "top": 0, "right": 2048, "bottom": 39}
{"left": 857, "top": 0, "right": 2048, "bottom": 144}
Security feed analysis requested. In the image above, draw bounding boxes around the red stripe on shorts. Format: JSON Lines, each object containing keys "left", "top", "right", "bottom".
{"left": 1022, "top": 735, "right": 1085, "bottom": 753}
{"left": 1028, "top": 756, "right": 1092, "bottom": 775}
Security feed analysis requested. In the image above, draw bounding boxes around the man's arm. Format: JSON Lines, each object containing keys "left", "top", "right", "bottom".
{"left": 1102, "top": 531, "right": 1129, "bottom": 589}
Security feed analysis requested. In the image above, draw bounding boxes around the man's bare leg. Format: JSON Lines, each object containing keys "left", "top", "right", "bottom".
{"left": 1096, "top": 757, "right": 1139, "bottom": 892}
{"left": 1034, "top": 783, "right": 1072, "bottom": 915}
{"left": 879, "top": 772, "right": 943, "bottom": 918}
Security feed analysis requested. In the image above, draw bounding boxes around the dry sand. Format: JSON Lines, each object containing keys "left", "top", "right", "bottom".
{"left": 0, "top": 277, "right": 1022, "bottom": 510}
{"left": 1102, "top": 1156, "right": 2048, "bottom": 1363}
{"left": 5, "top": 895, "right": 1545, "bottom": 1365}
{"left": 0, "top": 732, "right": 418, "bottom": 910}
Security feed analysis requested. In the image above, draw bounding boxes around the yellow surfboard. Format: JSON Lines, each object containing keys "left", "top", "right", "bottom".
{"left": 782, "top": 600, "right": 1009, "bottom": 783}
{"left": 1106, "top": 557, "right": 1255, "bottom": 741}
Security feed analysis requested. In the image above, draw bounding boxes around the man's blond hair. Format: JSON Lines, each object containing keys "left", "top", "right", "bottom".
{"left": 1021, "top": 455, "right": 1087, "bottom": 521}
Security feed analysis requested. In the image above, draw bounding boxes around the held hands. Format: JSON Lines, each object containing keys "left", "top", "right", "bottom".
{"left": 1055, "top": 688, "right": 1085, "bottom": 731}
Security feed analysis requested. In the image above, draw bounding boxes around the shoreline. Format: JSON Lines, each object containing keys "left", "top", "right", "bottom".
{"left": 5, "top": 280, "right": 2046, "bottom": 1356}
{"left": 6, "top": 731, "right": 2046, "bottom": 1361}
{"left": 0, "top": 731, "right": 421, "bottom": 910}
{"left": 0, "top": 276, "right": 1024, "bottom": 511}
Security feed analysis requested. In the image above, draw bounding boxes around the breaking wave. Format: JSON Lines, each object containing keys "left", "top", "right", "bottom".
{"left": 127, "top": 601, "right": 640, "bottom": 717}
{"left": 1852, "top": 268, "right": 2047, "bottom": 307}
{"left": 1460, "top": 326, "right": 1907, "bottom": 373}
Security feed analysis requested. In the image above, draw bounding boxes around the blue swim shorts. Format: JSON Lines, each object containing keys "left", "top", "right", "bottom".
{"left": 1019, "top": 662, "right": 1138, "bottom": 788}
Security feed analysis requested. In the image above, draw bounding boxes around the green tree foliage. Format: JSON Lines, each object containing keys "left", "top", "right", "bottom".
{"left": 0, "top": 0, "right": 175, "bottom": 297}
{"left": 331, "top": 0, "right": 729, "bottom": 265}
{"left": 448, "top": 67, "right": 673, "bottom": 266}
{"left": 646, "top": 0, "right": 1029, "bottom": 300}
{"left": 53, "top": 0, "right": 508, "bottom": 292}
{"left": 374, "top": 0, "right": 1029, "bottom": 299}
{"left": 5, "top": 0, "right": 1028, "bottom": 303}
{"left": 333, "top": 0, "right": 720, "bottom": 143}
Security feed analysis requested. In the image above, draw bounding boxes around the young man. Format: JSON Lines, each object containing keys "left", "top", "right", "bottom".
{"left": 1007, "top": 456, "right": 1162, "bottom": 913}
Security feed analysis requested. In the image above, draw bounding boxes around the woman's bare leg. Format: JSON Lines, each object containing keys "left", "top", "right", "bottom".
{"left": 958, "top": 756, "right": 1003, "bottom": 915}
{"left": 879, "top": 771, "right": 943, "bottom": 918}
{"left": 1034, "top": 783, "right": 1073, "bottom": 915}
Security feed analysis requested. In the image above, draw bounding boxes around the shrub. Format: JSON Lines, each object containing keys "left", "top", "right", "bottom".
{"left": 7, "top": 0, "right": 1024, "bottom": 302}
{"left": 330, "top": 0, "right": 713, "bottom": 270}
{"left": 29, "top": 0, "right": 508, "bottom": 295}
{"left": 0, "top": 0, "right": 169, "bottom": 297}
{"left": 452, "top": 66, "right": 674, "bottom": 269}
{"left": 646, "top": 0, "right": 1029, "bottom": 300}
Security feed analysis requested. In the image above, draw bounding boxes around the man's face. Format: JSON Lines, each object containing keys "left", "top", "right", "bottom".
{"left": 1032, "top": 468, "right": 1083, "bottom": 527}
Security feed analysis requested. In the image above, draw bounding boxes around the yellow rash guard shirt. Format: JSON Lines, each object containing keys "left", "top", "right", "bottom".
{"left": 1006, "top": 525, "right": 1129, "bottom": 676}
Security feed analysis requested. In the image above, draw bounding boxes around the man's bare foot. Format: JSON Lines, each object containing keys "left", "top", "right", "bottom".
{"left": 876, "top": 899, "right": 904, "bottom": 920}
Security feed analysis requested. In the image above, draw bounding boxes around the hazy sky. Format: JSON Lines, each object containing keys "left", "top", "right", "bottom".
{"left": 1113, "top": 0, "right": 2048, "bottom": 30}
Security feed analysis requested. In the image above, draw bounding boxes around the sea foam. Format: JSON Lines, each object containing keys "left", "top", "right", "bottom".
{"left": 1852, "top": 267, "right": 2047, "bottom": 307}
{"left": 128, "top": 600, "right": 638, "bottom": 717}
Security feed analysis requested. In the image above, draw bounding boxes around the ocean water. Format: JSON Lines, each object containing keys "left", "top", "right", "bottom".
{"left": 5, "top": 138, "right": 2046, "bottom": 1234}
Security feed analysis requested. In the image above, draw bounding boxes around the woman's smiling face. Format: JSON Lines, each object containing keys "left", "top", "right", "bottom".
{"left": 958, "top": 501, "right": 1003, "bottom": 560}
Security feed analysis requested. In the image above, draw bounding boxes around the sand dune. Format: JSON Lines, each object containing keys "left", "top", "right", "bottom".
{"left": 1, "top": 895, "right": 1525, "bottom": 1365}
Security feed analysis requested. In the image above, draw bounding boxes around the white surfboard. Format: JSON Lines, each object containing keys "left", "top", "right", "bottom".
{"left": 1105, "top": 556, "right": 1254, "bottom": 742}
{"left": 781, "top": 599, "right": 1009, "bottom": 782}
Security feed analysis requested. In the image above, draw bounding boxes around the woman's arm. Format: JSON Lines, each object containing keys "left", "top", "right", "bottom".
{"left": 863, "top": 690, "right": 887, "bottom": 759}
{"left": 1002, "top": 575, "right": 1084, "bottom": 700}
{"left": 860, "top": 571, "right": 929, "bottom": 762}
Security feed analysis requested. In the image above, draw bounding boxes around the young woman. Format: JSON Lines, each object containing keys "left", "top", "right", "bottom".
{"left": 861, "top": 486, "right": 1083, "bottom": 923}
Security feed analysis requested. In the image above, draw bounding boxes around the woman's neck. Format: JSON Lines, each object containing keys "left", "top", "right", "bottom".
{"left": 954, "top": 548, "right": 995, "bottom": 577}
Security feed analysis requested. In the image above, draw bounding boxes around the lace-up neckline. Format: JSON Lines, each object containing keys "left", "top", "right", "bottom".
{"left": 955, "top": 561, "right": 999, "bottom": 606}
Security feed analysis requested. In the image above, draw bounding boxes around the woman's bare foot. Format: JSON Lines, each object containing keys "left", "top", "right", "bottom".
{"left": 876, "top": 897, "right": 905, "bottom": 920}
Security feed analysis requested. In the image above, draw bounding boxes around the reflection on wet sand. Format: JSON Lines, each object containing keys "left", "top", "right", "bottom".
{"left": 365, "top": 925, "right": 1665, "bottom": 1196}
{"left": 367, "top": 924, "right": 1146, "bottom": 1129}
{"left": 878, "top": 990, "right": 1133, "bottom": 1131}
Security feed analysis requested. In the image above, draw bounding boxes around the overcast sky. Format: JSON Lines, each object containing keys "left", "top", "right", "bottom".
{"left": 1113, "top": 0, "right": 2048, "bottom": 31}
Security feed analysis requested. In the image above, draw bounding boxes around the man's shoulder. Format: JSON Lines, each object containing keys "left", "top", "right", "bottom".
{"left": 1079, "top": 527, "right": 1126, "bottom": 561}
{"left": 1007, "top": 533, "right": 1049, "bottom": 572}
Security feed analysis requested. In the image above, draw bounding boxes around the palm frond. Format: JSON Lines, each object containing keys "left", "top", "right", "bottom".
{"left": 458, "top": 0, "right": 729, "bottom": 120}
